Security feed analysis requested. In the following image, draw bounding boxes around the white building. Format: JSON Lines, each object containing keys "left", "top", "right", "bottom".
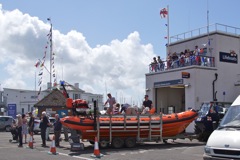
{"left": 3, "top": 82, "right": 103, "bottom": 118}
{"left": 146, "top": 24, "right": 240, "bottom": 132}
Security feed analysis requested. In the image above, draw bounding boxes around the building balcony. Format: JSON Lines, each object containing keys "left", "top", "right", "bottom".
{"left": 149, "top": 55, "right": 215, "bottom": 73}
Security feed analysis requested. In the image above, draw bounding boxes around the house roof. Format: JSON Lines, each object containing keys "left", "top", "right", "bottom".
{"left": 34, "top": 89, "right": 66, "bottom": 107}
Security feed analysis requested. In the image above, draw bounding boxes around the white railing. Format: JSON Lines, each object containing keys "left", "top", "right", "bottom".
{"left": 170, "top": 23, "right": 240, "bottom": 43}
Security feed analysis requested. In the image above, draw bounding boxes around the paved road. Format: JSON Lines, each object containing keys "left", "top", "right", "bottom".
{"left": 0, "top": 131, "right": 205, "bottom": 160}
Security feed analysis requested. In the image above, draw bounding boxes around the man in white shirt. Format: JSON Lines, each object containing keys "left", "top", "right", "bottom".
{"left": 104, "top": 93, "right": 116, "bottom": 114}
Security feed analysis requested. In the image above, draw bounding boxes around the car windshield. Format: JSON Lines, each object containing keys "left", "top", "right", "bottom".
{"left": 219, "top": 105, "right": 240, "bottom": 128}
{"left": 198, "top": 103, "right": 211, "bottom": 117}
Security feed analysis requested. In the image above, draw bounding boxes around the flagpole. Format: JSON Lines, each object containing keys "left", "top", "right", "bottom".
{"left": 207, "top": 0, "right": 210, "bottom": 57}
{"left": 167, "top": 5, "right": 170, "bottom": 55}
{"left": 47, "top": 18, "right": 52, "bottom": 90}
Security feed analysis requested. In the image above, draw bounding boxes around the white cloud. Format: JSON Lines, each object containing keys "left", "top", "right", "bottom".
{"left": 0, "top": 5, "right": 156, "bottom": 105}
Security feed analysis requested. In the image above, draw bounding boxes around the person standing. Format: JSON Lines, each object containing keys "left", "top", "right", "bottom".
{"left": 16, "top": 114, "right": 23, "bottom": 147}
{"left": 53, "top": 114, "right": 62, "bottom": 147}
{"left": 45, "top": 115, "right": 51, "bottom": 141}
{"left": 39, "top": 111, "right": 50, "bottom": 147}
{"left": 28, "top": 112, "right": 35, "bottom": 139}
{"left": 104, "top": 93, "right": 116, "bottom": 114}
{"left": 142, "top": 95, "right": 154, "bottom": 114}
{"left": 22, "top": 114, "right": 28, "bottom": 143}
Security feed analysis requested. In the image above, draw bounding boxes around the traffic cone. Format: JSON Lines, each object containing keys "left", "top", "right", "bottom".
{"left": 28, "top": 132, "right": 33, "bottom": 149}
{"left": 91, "top": 136, "right": 103, "bottom": 158}
{"left": 48, "top": 135, "right": 58, "bottom": 155}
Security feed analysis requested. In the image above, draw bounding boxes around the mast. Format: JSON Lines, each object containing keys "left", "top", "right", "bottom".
{"left": 47, "top": 18, "right": 53, "bottom": 90}
{"left": 207, "top": 0, "right": 210, "bottom": 57}
{"left": 167, "top": 5, "right": 170, "bottom": 55}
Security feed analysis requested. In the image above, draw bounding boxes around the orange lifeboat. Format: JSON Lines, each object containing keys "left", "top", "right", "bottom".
{"left": 60, "top": 109, "right": 198, "bottom": 139}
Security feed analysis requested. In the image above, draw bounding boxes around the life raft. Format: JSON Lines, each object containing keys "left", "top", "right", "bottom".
{"left": 60, "top": 109, "right": 198, "bottom": 139}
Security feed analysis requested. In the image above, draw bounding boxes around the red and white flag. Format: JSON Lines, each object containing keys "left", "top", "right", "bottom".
{"left": 160, "top": 8, "right": 168, "bottom": 18}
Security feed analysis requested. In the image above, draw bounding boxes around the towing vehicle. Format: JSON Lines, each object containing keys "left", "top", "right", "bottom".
{"left": 195, "top": 101, "right": 232, "bottom": 142}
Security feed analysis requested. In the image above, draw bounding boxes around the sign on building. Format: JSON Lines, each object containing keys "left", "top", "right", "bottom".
{"left": 8, "top": 104, "right": 16, "bottom": 119}
{"left": 219, "top": 52, "right": 238, "bottom": 64}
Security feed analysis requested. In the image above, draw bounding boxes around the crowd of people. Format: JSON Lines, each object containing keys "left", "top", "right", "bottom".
{"left": 150, "top": 46, "right": 213, "bottom": 72}
{"left": 104, "top": 93, "right": 155, "bottom": 115}
{"left": 12, "top": 111, "right": 69, "bottom": 148}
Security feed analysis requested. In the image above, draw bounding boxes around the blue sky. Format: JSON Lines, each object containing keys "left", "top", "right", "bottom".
{"left": 0, "top": 0, "right": 240, "bottom": 104}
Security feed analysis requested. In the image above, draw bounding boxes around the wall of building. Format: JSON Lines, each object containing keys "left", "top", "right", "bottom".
{"left": 146, "top": 31, "right": 240, "bottom": 133}
{"left": 3, "top": 89, "right": 39, "bottom": 114}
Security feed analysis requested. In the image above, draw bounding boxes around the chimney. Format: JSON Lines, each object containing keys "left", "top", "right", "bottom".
{"left": 74, "top": 83, "right": 79, "bottom": 89}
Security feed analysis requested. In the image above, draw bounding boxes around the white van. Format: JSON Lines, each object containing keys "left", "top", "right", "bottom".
{"left": 203, "top": 95, "right": 240, "bottom": 160}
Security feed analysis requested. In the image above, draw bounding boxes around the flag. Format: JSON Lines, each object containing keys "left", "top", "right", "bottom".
{"left": 160, "top": 8, "right": 168, "bottom": 18}
{"left": 208, "top": 39, "right": 211, "bottom": 46}
{"left": 165, "top": 24, "right": 168, "bottom": 26}
{"left": 38, "top": 87, "right": 41, "bottom": 95}
{"left": 164, "top": 36, "right": 168, "bottom": 39}
{"left": 35, "top": 60, "right": 40, "bottom": 68}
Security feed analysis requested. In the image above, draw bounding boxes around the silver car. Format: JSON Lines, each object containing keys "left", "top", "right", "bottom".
{"left": 0, "top": 116, "right": 15, "bottom": 132}
{"left": 33, "top": 117, "right": 56, "bottom": 134}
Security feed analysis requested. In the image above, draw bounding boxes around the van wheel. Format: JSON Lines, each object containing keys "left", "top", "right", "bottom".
{"left": 112, "top": 137, "right": 124, "bottom": 149}
{"left": 125, "top": 137, "right": 136, "bottom": 148}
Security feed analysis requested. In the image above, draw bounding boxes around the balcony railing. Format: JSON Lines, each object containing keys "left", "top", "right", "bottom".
{"left": 149, "top": 55, "right": 215, "bottom": 73}
{"left": 170, "top": 23, "right": 240, "bottom": 43}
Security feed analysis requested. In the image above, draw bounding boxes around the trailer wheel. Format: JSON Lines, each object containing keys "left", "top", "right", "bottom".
{"left": 89, "top": 140, "right": 94, "bottom": 145}
{"left": 99, "top": 140, "right": 109, "bottom": 148}
{"left": 112, "top": 137, "right": 124, "bottom": 149}
{"left": 124, "top": 137, "right": 136, "bottom": 148}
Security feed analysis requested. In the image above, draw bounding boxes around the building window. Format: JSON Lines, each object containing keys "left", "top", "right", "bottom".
{"left": 74, "top": 94, "right": 79, "bottom": 99}
{"left": 168, "top": 106, "right": 175, "bottom": 114}
{"left": 28, "top": 105, "right": 30, "bottom": 112}
{"left": 31, "top": 96, "right": 38, "bottom": 99}
{"left": 22, "top": 108, "right": 24, "bottom": 114}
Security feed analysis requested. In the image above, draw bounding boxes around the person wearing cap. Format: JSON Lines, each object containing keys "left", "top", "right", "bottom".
{"left": 16, "top": 114, "right": 23, "bottom": 147}
{"left": 104, "top": 93, "right": 116, "bottom": 114}
{"left": 142, "top": 95, "right": 153, "bottom": 114}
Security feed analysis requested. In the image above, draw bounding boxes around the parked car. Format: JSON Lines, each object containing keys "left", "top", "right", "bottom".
{"left": 0, "top": 116, "right": 15, "bottom": 132}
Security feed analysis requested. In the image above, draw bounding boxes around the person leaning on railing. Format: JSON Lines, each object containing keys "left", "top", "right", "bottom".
{"left": 151, "top": 57, "right": 158, "bottom": 72}
{"left": 157, "top": 56, "right": 165, "bottom": 71}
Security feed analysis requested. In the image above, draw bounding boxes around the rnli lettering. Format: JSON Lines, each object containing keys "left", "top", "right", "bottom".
{"left": 219, "top": 52, "right": 238, "bottom": 64}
